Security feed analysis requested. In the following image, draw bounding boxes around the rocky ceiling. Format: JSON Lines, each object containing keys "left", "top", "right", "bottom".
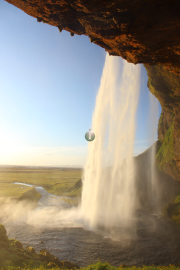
{"left": 5, "top": 0, "right": 180, "bottom": 74}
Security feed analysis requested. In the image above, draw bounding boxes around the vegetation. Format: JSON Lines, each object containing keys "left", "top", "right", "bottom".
{"left": 162, "top": 193, "right": 180, "bottom": 225}
{"left": 1, "top": 260, "right": 180, "bottom": 270}
{"left": 0, "top": 166, "right": 82, "bottom": 206}
{"left": 156, "top": 119, "right": 175, "bottom": 170}
{"left": 145, "top": 64, "right": 180, "bottom": 180}
{"left": 0, "top": 224, "right": 79, "bottom": 270}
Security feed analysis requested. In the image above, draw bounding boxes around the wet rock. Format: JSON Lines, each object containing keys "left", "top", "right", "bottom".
{"left": 10, "top": 240, "right": 23, "bottom": 249}
{"left": 47, "top": 262, "right": 58, "bottom": 268}
{"left": 39, "top": 249, "right": 63, "bottom": 267}
{"left": 39, "top": 249, "right": 80, "bottom": 269}
{"left": 37, "top": 17, "right": 43, "bottom": 22}
{"left": 162, "top": 201, "right": 180, "bottom": 225}
{"left": 61, "top": 261, "right": 80, "bottom": 269}
{"left": 26, "top": 246, "right": 36, "bottom": 254}
{"left": 58, "top": 25, "right": 63, "bottom": 32}
{"left": 0, "top": 224, "right": 9, "bottom": 247}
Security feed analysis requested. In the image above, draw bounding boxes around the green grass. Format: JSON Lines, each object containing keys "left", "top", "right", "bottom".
{"left": 1, "top": 261, "right": 180, "bottom": 270}
{"left": 0, "top": 182, "right": 33, "bottom": 199}
{"left": 0, "top": 166, "right": 82, "bottom": 206}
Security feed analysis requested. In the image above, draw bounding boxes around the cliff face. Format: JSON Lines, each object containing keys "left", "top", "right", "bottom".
{"left": 5, "top": 0, "right": 180, "bottom": 74}
{"left": 145, "top": 65, "right": 180, "bottom": 181}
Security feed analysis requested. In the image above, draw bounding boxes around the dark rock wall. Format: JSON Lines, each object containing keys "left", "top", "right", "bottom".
{"left": 145, "top": 65, "right": 180, "bottom": 181}
{"left": 5, "top": 0, "right": 180, "bottom": 74}
{"left": 134, "top": 143, "right": 180, "bottom": 212}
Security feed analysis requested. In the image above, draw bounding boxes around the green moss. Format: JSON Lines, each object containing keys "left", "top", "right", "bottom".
{"left": 175, "top": 195, "right": 180, "bottom": 203}
{"left": 158, "top": 112, "right": 164, "bottom": 129}
{"left": 156, "top": 118, "right": 175, "bottom": 170}
{"left": 162, "top": 202, "right": 180, "bottom": 225}
{"left": 9, "top": 239, "right": 23, "bottom": 249}
{"left": 0, "top": 248, "right": 10, "bottom": 262}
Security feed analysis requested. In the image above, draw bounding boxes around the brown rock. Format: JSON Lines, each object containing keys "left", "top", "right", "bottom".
{"left": 26, "top": 246, "right": 36, "bottom": 254}
{"left": 61, "top": 261, "right": 80, "bottom": 269}
{"left": 0, "top": 224, "right": 9, "bottom": 245}
{"left": 5, "top": 0, "right": 180, "bottom": 74}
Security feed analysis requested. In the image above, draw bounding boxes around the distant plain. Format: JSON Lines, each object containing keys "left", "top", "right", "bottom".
{"left": 0, "top": 166, "right": 82, "bottom": 205}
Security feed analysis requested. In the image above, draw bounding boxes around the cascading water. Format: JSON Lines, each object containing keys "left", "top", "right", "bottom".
{"left": 81, "top": 55, "right": 141, "bottom": 230}
{"left": 149, "top": 92, "right": 159, "bottom": 212}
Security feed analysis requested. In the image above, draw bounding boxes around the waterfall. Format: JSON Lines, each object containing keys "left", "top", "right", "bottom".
{"left": 149, "top": 92, "right": 159, "bottom": 212}
{"left": 81, "top": 54, "right": 141, "bottom": 229}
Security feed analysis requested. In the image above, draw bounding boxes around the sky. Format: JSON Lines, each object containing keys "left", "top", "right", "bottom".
{"left": 0, "top": 0, "right": 161, "bottom": 167}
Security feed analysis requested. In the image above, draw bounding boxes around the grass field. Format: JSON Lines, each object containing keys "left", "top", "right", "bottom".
{"left": 0, "top": 166, "right": 82, "bottom": 205}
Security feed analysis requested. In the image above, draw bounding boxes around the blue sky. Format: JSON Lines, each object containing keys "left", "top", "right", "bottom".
{"left": 0, "top": 0, "right": 161, "bottom": 167}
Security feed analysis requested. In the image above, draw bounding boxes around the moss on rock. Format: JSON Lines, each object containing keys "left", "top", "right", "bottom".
{"left": 162, "top": 202, "right": 180, "bottom": 225}
{"left": 145, "top": 64, "right": 180, "bottom": 181}
{"left": 156, "top": 118, "right": 175, "bottom": 170}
